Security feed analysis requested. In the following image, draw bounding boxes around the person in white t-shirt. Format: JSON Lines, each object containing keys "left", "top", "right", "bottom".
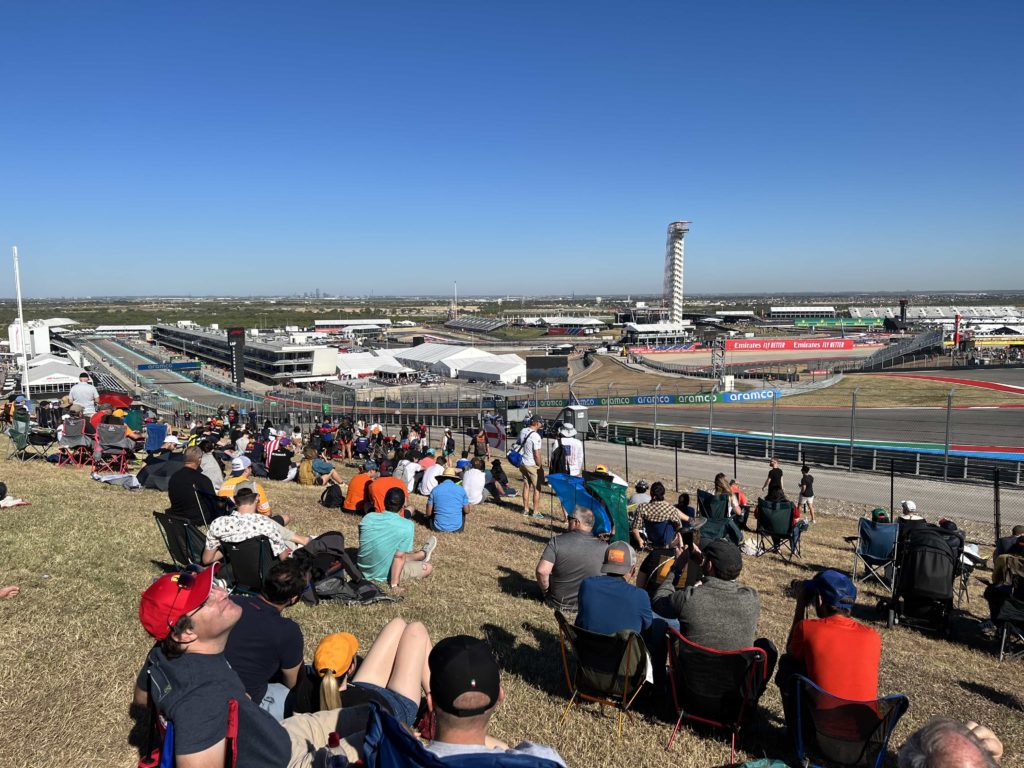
{"left": 68, "top": 372, "right": 100, "bottom": 416}
{"left": 518, "top": 417, "right": 544, "bottom": 518}
{"left": 419, "top": 456, "right": 447, "bottom": 496}
{"left": 461, "top": 458, "right": 487, "bottom": 505}
{"left": 402, "top": 458, "right": 423, "bottom": 493}
{"left": 556, "top": 423, "right": 584, "bottom": 477}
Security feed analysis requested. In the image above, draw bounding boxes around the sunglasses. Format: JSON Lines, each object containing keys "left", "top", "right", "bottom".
{"left": 163, "top": 566, "right": 219, "bottom": 635}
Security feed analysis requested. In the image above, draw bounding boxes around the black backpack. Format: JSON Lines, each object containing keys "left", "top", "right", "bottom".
{"left": 549, "top": 439, "right": 570, "bottom": 476}
{"left": 309, "top": 576, "right": 397, "bottom": 606}
{"left": 319, "top": 484, "right": 345, "bottom": 509}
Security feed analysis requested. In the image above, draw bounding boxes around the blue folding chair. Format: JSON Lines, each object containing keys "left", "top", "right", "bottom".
{"left": 362, "top": 702, "right": 564, "bottom": 767}
{"left": 847, "top": 519, "right": 899, "bottom": 594}
{"left": 144, "top": 422, "right": 169, "bottom": 453}
{"left": 794, "top": 675, "right": 909, "bottom": 768}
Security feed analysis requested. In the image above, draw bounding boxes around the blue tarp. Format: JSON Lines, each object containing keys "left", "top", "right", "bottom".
{"left": 546, "top": 473, "right": 612, "bottom": 536}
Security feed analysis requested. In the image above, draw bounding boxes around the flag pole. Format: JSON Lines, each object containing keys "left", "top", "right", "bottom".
{"left": 13, "top": 246, "right": 31, "bottom": 400}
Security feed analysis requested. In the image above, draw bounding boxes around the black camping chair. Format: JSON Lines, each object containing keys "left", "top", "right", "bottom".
{"left": 152, "top": 511, "right": 208, "bottom": 569}
{"left": 884, "top": 525, "right": 959, "bottom": 634}
{"left": 221, "top": 536, "right": 275, "bottom": 595}
{"left": 95, "top": 423, "right": 131, "bottom": 473}
{"left": 754, "top": 498, "right": 801, "bottom": 562}
{"left": 665, "top": 628, "right": 768, "bottom": 765}
{"left": 554, "top": 610, "right": 649, "bottom": 737}
{"left": 846, "top": 519, "right": 899, "bottom": 594}
{"left": 793, "top": 674, "right": 909, "bottom": 768}
{"left": 696, "top": 490, "right": 742, "bottom": 544}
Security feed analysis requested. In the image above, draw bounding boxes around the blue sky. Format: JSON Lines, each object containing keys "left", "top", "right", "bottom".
{"left": 1, "top": 1, "right": 1021, "bottom": 297}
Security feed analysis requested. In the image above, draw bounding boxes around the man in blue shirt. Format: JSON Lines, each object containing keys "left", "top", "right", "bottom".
{"left": 575, "top": 541, "right": 653, "bottom": 635}
{"left": 426, "top": 467, "right": 470, "bottom": 533}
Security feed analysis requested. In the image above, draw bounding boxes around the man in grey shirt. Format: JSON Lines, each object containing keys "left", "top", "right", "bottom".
{"left": 68, "top": 371, "right": 100, "bottom": 416}
{"left": 425, "top": 635, "right": 566, "bottom": 766}
{"left": 535, "top": 507, "right": 608, "bottom": 611}
{"left": 654, "top": 539, "right": 777, "bottom": 683}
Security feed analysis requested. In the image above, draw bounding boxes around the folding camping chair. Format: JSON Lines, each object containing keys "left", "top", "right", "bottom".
{"left": 665, "top": 628, "right": 768, "bottom": 765}
{"left": 152, "top": 511, "right": 209, "bottom": 570}
{"left": 846, "top": 518, "right": 898, "bottom": 594}
{"left": 4, "top": 418, "right": 30, "bottom": 460}
{"left": 554, "top": 610, "right": 649, "bottom": 736}
{"left": 994, "top": 557, "right": 1024, "bottom": 663}
{"left": 221, "top": 536, "right": 275, "bottom": 595}
{"left": 793, "top": 675, "right": 909, "bottom": 768}
{"left": 58, "top": 417, "right": 94, "bottom": 467}
{"left": 144, "top": 422, "right": 168, "bottom": 453}
{"left": 24, "top": 424, "right": 56, "bottom": 460}
{"left": 697, "top": 490, "right": 742, "bottom": 544}
{"left": 361, "top": 702, "right": 564, "bottom": 768}
{"left": 95, "top": 423, "right": 131, "bottom": 473}
{"left": 754, "top": 498, "right": 801, "bottom": 562}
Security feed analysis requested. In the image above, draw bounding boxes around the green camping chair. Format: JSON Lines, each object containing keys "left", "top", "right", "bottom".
{"left": 697, "top": 490, "right": 743, "bottom": 544}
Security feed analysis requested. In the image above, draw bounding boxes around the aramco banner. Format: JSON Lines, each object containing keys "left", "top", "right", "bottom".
{"left": 725, "top": 338, "right": 855, "bottom": 352}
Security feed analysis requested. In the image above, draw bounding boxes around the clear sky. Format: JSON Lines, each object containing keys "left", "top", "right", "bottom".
{"left": 1, "top": 1, "right": 1021, "bottom": 298}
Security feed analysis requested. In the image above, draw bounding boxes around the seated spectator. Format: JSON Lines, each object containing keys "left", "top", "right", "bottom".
{"left": 426, "top": 467, "right": 470, "bottom": 533}
{"left": 576, "top": 541, "right": 652, "bottom": 636}
{"left": 202, "top": 487, "right": 309, "bottom": 563}
{"left": 485, "top": 459, "right": 518, "bottom": 500}
{"left": 223, "top": 560, "right": 306, "bottom": 718}
{"left": 629, "top": 479, "right": 651, "bottom": 506}
{"left": 368, "top": 472, "right": 409, "bottom": 514}
{"left": 419, "top": 455, "right": 447, "bottom": 496}
{"left": 400, "top": 455, "right": 423, "bottom": 493}
{"left": 461, "top": 458, "right": 487, "bottom": 505}
{"left": 167, "top": 446, "right": 220, "bottom": 526}
{"left": 343, "top": 460, "right": 379, "bottom": 514}
{"left": 266, "top": 438, "right": 298, "bottom": 482}
{"left": 535, "top": 507, "right": 607, "bottom": 611}
{"left": 995, "top": 524, "right": 1024, "bottom": 559}
{"left": 423, "top": 635, "right": 566, "bottom": 765}
{"left": 675, "top": 492, "right": 696, "bottom": 519}
{"left": 899, "top": 718, "right": 1003, "bottom": 768}
{"left": 593, "top": 463, "right": 628, "bottom": 486}
{"left": 653, "top": 539, "right": 776, "bottom": 682}
{"left": 776, "top": 569, "right": 881, "bottom": 735}
{"left": 218, "top": 456, "right": 282, "bottom": 523}
{"left": 631, "top": 481, "right": 691, "bottom": 550}
{"left": 134, "top": 564, "right": 369, "bottom": 765}
{"left": 636, "top": 525, "right": 703, "bottom": 597}
{"left": 358, "top": 487, "right": 437, "bottom": 593}
{"left": 455, "top": 451, "right": 472, "bottom": 472}
{"left": 418, "top": 449, "right": 437, "bottom": 470}
{"left": 199, "top": 440, "right": 224, "bottom": 490}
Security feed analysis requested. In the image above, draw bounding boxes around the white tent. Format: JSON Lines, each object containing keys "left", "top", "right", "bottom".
{"left": 25, "top": 360, "right": 83, "bottom": 389}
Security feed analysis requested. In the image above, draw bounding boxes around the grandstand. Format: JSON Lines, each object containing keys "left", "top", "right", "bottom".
{"left": 849, "top": 305, "right": 1023, "bottom": 323}
{"left": 443, "top": 317, "right": 508, "bottom": 333}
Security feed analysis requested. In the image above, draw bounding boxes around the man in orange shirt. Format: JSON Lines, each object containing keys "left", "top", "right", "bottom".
{"left": 343, "top": 460, "right": 379, "bottom": 514}
{"left": 368, "top": 472, "right": 410, "bottom": 516}
{"left": 776, "top": 569, "right": 881, "bottom": 735}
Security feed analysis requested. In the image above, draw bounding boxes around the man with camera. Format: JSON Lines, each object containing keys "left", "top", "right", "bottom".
{"left": 776, "top": 569, "right": 881, "bottom": 734}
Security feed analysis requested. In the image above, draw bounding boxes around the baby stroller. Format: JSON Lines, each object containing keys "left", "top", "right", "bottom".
{"left": 883, "top": 524, "right": 963, "bottom": 634}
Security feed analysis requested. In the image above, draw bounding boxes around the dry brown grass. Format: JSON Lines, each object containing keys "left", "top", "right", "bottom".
{"left": 784, "top": 374, "right": 1024, "bottom": 408}
{"left": 0, "top": 450, "right": 1020, "bottom": 768}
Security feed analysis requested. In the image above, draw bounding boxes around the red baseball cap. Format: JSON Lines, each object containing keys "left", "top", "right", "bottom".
{"left": 139, "top": 564, "right": 221, "bottom": 640}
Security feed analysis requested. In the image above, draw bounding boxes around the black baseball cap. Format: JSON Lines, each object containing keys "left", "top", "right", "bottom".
{"left": 428, "top": 636, "right": 501, "bottom": 717}
{"left": 702, "top": 540, "right": 743, "bottom": 580}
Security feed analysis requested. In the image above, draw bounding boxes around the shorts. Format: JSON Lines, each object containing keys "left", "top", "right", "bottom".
{"left": 519, "top": 464, "right": 539, "bottom": 488}
{"left": 401, "top": 560, "right": 427, "bottom": 580}
{"left": 349, "top": 682, "right": 419, "bottom": 727}
{"left": 798, "top": 495, "right": 814, "bottom": 506}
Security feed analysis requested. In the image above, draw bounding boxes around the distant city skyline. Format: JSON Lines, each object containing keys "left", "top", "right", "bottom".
{"left": 2, "top": 1, "right": 1022, "bottom": 297}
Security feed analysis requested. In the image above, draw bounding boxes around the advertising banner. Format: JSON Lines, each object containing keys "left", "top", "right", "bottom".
{"left": 725, "top": 338, "right": 855, "bottom": 352}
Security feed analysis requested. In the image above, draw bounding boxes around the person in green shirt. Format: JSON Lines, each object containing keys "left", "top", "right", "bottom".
{"left": 357, "top": 488, "right": 437, "bottom": 593}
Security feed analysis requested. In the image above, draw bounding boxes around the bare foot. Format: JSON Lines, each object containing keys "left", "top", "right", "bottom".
{"left": 0, "top": 585, "right": 20, "bottom": 599}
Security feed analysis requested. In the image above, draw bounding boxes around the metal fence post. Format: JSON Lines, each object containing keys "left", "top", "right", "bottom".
{"left": 849, "top": 387, "right": 858, "bottom": 471}
{"left": 707, "top": 399, "right": 714, "bottom": 456}
{"left": 994, "top": 468, "right": 1001, "bottom": 544}
{"left": 624, "top": 440, "right": 629, "bottom": 483}
{"left": 889, "top": 458, "right": 895, "bottom": 516}
{"left": 770, "top": 395, "right": 778, "bottom": 457}
{"left": 674, "top": 444, "right": 679, "bottom": 492}
{"left": 653, "top": 383, "right": 662, "bottom": 447}
{"left": 733, "top": 441, "right": 738, "bottom": 479}
{"left": 943, "top": 388, "right": 954, "bottom": 480}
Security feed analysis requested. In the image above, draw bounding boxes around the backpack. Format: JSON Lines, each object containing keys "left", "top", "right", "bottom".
{"left": 310, "top": 576, "right": 397, "bottom": 606}
{"left": 549, "top": 438, "right": 569, "bottom": 475}
{"left": 319, "top": 484, "right": 345, "bottom": 509}
{"left": 292, "top": 531, "right": 350, "bottom": 582}
{"left": 506, "top": 430, "right": 534, "bottom": 468}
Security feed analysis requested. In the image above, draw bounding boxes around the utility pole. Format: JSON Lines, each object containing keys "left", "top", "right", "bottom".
{"left": 12, "top": 247, "right": 31, "bottom": 400}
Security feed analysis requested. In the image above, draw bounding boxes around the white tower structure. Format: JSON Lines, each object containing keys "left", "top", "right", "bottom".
{"left": 663, "top": 221, "right": 690, "bottom": 324}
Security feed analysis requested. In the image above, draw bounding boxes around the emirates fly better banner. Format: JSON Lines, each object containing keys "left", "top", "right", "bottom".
{"left": 725, "top": 338, "right": 855, "bottom": 351}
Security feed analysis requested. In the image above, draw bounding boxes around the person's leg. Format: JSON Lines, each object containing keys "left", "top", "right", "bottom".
{"left": 752, "top": 638, "right": 779, "bottom": 695}
{"left": 808, "top": 499, "right": 816, "bottom": 523}
{"left": 775, "top": 653, "right": 804, "bottom": 740}
{"left": 519, "top": 467, "right": 533, "bottom": 514}
{"left": 281, "top": 708, "right": 365, "bottom": 768}
{"left": 353, "top": 617, "right": 407, "bottom": 687}
{"left": 385, "top": 620, "right": 432, "bottom": 705}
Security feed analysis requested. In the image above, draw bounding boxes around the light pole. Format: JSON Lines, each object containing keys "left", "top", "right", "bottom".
{"left": 606, "top": 383, "right": 613, "bottom": 426}
{"left": 653, "top": 383, "right": 662, "bottom": 446}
